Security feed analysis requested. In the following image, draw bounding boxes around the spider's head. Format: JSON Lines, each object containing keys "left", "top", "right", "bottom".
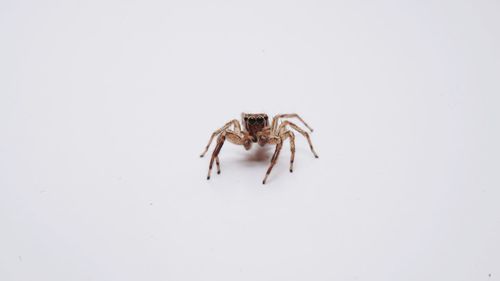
{"left": 242, "top": 113, "right": 269, "bottom": 142}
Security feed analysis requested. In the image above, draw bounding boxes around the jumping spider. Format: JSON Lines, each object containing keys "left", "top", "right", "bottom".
{"left": 200, "top": 113, "right": 319, "bottom": 184}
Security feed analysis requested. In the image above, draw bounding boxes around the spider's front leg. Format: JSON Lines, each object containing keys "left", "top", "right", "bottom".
{"left": 206, "top": 131, "right": 251, "bottom": 180}
{"left": 262, "top": 135, "right": 283, "bottom": 185}
{"left": 258, "top": 128, "right": 296, "bottom": 173}
{"left": 200, "top": 119, "right": 242, "bottom": 158}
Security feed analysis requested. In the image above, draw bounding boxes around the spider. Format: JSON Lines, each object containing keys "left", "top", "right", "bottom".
{"left": 200, "top": 113, "right": 319, "bottom": 184}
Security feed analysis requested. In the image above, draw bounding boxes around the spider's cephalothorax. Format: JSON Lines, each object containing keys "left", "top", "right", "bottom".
{"left": 242, "top": 113, "right": 269, "bottom": 143}
{"left": 200, "top": 113, "right": 319, "bottom": 184}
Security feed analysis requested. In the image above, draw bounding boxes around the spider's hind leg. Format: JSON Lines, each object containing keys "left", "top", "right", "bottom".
{"left": 271, "top": 113, "right": 314, "bottom": 133}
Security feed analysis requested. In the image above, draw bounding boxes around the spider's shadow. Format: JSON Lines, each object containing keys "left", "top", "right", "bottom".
{"left": 242, "top": 146, "right": 273, "bottom": 162}
{"left": 238, "top": 145, "right": 287, "bottom": 182}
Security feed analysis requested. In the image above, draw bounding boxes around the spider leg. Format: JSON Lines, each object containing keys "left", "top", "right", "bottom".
{"left": 271, "top": 113, "right": 314, "bottom": 133}
{"left": 206, "top": 131, "right": 248, "bottom": 180}
{"left": 215, "top": 156, "right": 220, "bottom": 174}
{"left": 207, "top": 134, "right": 226, "bottom": 180}
{"left": 200, "top": 119, "right": 241, "bottom": 157}
{"left": 282, "top": 131, "right": 296, "bottom": 172}
{"left": 262, "top": 140, "right": 283, "bottom": 185}
{"left": 278, "top": 121, "right": 319, "bottom": 158}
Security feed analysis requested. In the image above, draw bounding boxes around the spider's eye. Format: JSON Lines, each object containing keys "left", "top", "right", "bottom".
{"left": 248, "top": 118, "right": 256, "bottom": 125}
{"left": 256, "top": 117, "right": 264, "bottom": 124}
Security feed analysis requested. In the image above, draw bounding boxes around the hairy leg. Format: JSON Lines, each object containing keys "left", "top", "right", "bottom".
{"left": 200, "top": 119, "right": 241, "bottom": 157}
{"left": 271, "top": 113, "right": 314, "bottom": 134}
{"left": 215, "top": 156, "right": 220, "bottom": 174}
{"left": 207, "top": 134, "right": 226, "bottom": 180}
{"left": 206, "top": 131, "right": 248, "bottom": 179}
{"left": 281, "top": 130, "right": 296, "bottom": 172}
{"left": 278, "top": 121, "right": 319, "bottom": 158}
{"left": 262, "top": 141, "right": 283, "bottom": 184}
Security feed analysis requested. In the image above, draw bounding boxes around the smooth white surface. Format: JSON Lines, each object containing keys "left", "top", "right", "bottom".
{"left": 1, "top": 0, "right": 499, "bottom": 280}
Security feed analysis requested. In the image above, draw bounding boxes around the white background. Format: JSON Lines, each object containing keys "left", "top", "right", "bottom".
{"left": 1, "top": 0, "right": 499, "bottom": 280}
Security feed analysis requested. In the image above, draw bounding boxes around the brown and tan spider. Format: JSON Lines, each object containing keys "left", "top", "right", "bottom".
{"left": 200, "top": 113, "right": 319, "bottom": 184}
